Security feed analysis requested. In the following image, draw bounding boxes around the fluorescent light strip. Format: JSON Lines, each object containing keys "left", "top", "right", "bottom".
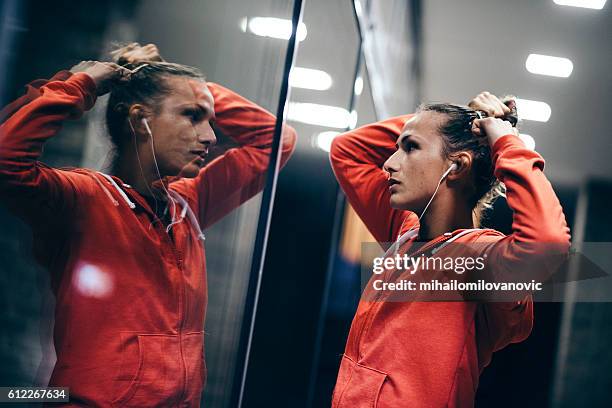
{"left": 245, "top": 17, "right": 307, "bottom": 41}
{"left": 287, "top": 103, "right": 351, "bottom": 128}
{"left": 525, "top": 54, "right": 573, "bottom": 78}
{"left": 314, "top": 131, "right": 341, "bottom": 152}
{"left": 515, "top": 98, "right": 552, "bottom": 122}
{"left": 553, "top": 0, "right": 607, "bottom": 9}
{"left": 519, "top": 134, "right": 536, "bottom": 151}
{"left": 354, "top": 76, "right": 364, "bottom": 95}
{"left": 290, "top": 67, "right": 333, "bottom": 91}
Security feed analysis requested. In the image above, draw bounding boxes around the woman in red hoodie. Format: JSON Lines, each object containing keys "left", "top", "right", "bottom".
{"left": 0, "top": 44, "right": 295, "bottom": 406}
{"left": 329, "top": 92, "right": 570, "bottom": 407}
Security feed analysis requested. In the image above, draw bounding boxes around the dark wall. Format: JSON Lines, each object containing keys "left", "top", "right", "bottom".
{"left": 0, "top": 0, "right": 130, "bottom": 387}
{"left": 242, "top": 150, "right": 340, "bottom": 407}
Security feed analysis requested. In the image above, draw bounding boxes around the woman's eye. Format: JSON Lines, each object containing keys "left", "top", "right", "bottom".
{"left": 185, "top": 110, "right": 201, "bottom": 122}
{"left": 406, "top": 142, "right": 417, "bottom": 152}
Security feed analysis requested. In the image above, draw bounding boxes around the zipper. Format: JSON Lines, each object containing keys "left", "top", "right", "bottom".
{"left": 356, "top": 232, "right": 455, "bottom": 360}
{"left": 152, "top": 206, "right": 188, "bottom": 404}
{"left": 119, "top": 183, "right": 192, "bottom": 404}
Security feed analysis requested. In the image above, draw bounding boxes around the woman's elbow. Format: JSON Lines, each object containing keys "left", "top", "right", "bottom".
{"left": 329, "top": 134, "right": 350, "bottom": 168}
{"left": 279, "top": 125, "right": 297, "bottom": 166}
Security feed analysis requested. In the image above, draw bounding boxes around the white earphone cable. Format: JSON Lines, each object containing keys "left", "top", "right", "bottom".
{"left": 142, "top": 119, "right": 182, "bottom": 233}
{"left": 394, "top": 163, "right": 456, "bottom": 254}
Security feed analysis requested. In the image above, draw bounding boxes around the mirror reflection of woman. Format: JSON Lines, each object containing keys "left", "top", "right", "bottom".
{"left": 329, "top": 93, "right": 570, "bottom": 407}
{"left": 0, "top": 44, "right": 296, "bottom": 406}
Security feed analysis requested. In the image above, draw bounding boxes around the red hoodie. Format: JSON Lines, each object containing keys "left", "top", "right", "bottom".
{"left": 329, "top": 115, "right": 570, "bottom": 407}
{"left": 0, "top": 72, "right": 296, "bottom": 407}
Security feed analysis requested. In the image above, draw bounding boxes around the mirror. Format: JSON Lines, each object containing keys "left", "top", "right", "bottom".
{"left": 0, "top": 1, "right": 296, "bottom": 406}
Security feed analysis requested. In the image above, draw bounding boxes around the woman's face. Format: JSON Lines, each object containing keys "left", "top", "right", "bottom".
{"left": 384, "top": 111, "right": 451, "bottom": 211}
{"left": 145, "top": 76, "right": 217, "bottom": 178}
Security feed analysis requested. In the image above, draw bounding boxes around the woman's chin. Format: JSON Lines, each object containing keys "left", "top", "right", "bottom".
{"left": 389, "top": 195, "right": 416, "bottom": 211}
{"left": 178, "top": 163, "right": 200, "bottom": 178}
{"left": 389, "top": 195, "right": 404, "bottom": 209}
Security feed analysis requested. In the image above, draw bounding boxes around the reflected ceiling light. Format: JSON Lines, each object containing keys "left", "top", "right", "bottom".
{"left": 349, "top": 110, "right": 358, "bottom": 129}
{"left": 245, "top": 17, "right": 307, "bottom": 41}
{"left": 290, "top": 67, "right": 332, "bottom": 91}
{"left": 525, "top": 54, "right": 574, "bottom": 77}
{"left": 515, "top": 98, "right": 552, "bottom": 122}
{"left": 288, "top": 102, "right": 352, "bottom": 128}
{"left": 73, "top": 263, "right": 113, "bottom": 298}
{"left": 354, "top": 0, "right": 364, "bottom": 17}
{"left": 519, "top": 133, "right": 536, "bottom": 151}
{"left": 314, "top": 131, "right": 341, "bottom": 152}
{"left": 354, "top": 76, "right": 364, "bottom": 95}
{"left": 553, "top": 0, "right": 607, "bottom": 9}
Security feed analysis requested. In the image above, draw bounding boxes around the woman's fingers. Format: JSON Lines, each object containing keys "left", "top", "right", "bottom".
{"left": 468, "top": 91, "right": 511, "bottom": 118}
{"left": 112, "top": 43, "right": 163, "bottom": 64}
{"left": 473, "top": 117, "right": 517, "bottom": 145}
{"left": 483, "top": 93, "right": 509, "bottom": 117}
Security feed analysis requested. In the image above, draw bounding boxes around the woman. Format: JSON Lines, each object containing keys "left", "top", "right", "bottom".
{"left": 0, "top": 44, "right": 296, "bottom": 406}
{"left": 329, "top": 93, "right": 570, "bottom": 407}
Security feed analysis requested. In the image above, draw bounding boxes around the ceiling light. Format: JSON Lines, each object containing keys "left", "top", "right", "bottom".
{"left": 519, "top": 133, "right": 536, "bottom": 151}
{"left": 526, "top": 54, "right": 573, "bottom": 77}
{"left": 354, "top": 76, "right": 364, "bottom": 95}
{"left": 246, "top": 17, "right": 307, "bottom": 41}
{"left": 515, "top": 98, "right": 552, "bottom": 122}
{"left": 553, "top": 0, "right": 607, "bottom": 9}
{"left": 314, "top": 131, "right": 341, "bottom": 152}
{"left": 287, "top": 103, "right": 352, "bottom": 128}
{"left": 290, "top": 67, "right": 332, "bottom": 91}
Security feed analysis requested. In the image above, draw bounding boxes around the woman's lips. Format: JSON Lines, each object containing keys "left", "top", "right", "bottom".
{"left": 190, "top": 150, "right": 208, "bottom": 165}
{"left": 388, "top": 178, "right": 400, "bottom": 193}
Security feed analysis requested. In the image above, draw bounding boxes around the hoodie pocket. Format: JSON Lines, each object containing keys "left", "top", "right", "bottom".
{"left": 111, "top": 333, "right": 182, "bottom": 407}
{"left": 183, "top": 331, "right": 206, "bottom": 403}
{"left": 332, "top": 354, "right": 388, "bottom": 408}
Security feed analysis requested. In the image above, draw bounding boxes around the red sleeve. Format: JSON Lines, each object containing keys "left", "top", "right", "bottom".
{"left": 329, "top": 115, "right": 417, "bottom": 245}
{"left": 477, "top": 134, "right": 571, "bottom": 353}
{"left": 0, "top": 73, "right": 97, "bottom": 218}
{"left": 476, "top": 299, "right": 534, "bottom": 368}
{"left": 171, "top": 82, "right": 296, "bottom": 229}
{"left": 480, "top": 133, "right": 571, "bottom": 281}
{"left": 0, "top": 71, "right": 73, "bottom": 124}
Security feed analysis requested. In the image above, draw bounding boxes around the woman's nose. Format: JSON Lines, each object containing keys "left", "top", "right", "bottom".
{"left": 383, "top": 152, "right": 399, "bottom": 174}
{"left": 197, "top": 126, "right": 217, "bottom": 146}
{"left": 200, "top": 133, "right": 216, "bottom": 146}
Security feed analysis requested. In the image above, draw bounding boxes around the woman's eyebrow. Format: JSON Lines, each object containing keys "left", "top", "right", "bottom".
{"left": 396, "top": 133, "right": 408, "bottom": 149}
{"left": 397, "top": 133, "right": 416, "bottom": 147}
{"left": 180, "top": 103, "right": 213, "bottom": 116}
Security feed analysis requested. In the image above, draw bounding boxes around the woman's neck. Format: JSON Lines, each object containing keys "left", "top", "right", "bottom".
{"left": 112, "top": 150, "right": 161, "bottom": 199}
{"left": 416, "top": 195, "right": 474, "bottom": 241}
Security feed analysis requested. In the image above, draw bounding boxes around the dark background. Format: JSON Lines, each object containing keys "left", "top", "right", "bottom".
{"left": 1, "top": 1, "right": 611, "bottom": 407}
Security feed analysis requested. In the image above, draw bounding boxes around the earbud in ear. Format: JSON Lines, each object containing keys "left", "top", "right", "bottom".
{"left": 141, "top": 117, "right": 153, "bottom": 137}
{"left": 440, "top": 162, "right": 458, "bottom": 182}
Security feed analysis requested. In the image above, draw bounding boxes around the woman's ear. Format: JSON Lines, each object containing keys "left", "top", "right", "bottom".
{"left": 127, "top": 104, "right": 149, "bottom": 138}
{"left": 447, "top": 151, "right": 473, "bottom": 180}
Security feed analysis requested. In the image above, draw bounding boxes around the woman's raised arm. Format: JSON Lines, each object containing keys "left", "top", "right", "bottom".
{"left": 329, "top": 115, "right": 417, "bottom": 245}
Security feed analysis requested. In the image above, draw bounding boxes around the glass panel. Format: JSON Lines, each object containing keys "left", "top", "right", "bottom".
{"left": 0, "top": 1, "right": 295, "bottom": 406}
{"left": 238, "top": 0, "right": 362, "bottom": 405}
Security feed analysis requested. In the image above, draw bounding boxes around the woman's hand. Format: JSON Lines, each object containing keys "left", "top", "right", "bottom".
{"left": 110, "top": 42, "right": 164, "bottom": 65}
{"left": 468, "top": 91, "right": 511, "bottom": 118}
{"left": 69, "top": 61, "right": 130, "bottom": 96}
{"left": 472, "top": 117, "right": 519, "bottom": 146}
